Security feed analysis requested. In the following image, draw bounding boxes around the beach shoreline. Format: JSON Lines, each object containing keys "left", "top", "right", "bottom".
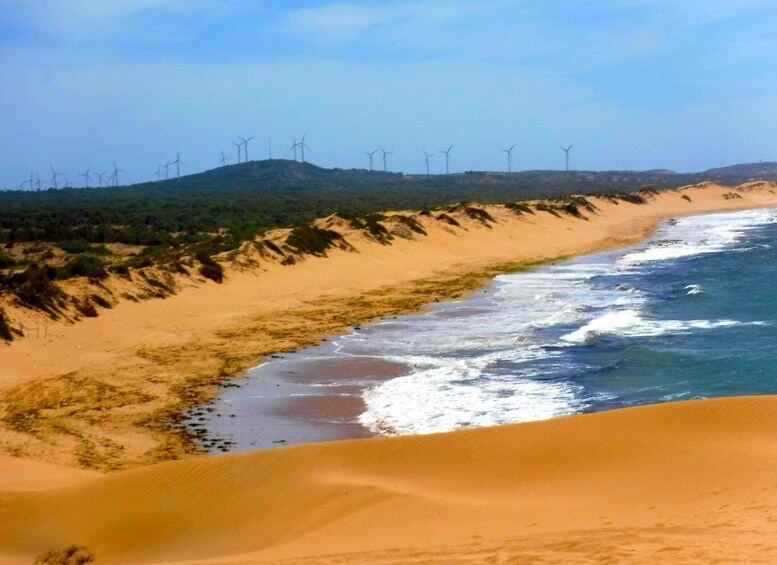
{"left": 2, "top": 183, "right": 777, "bottom": 470}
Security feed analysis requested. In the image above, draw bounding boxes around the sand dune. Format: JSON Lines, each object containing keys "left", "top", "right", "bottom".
{"left": 1, "top": 395, "right": 776, "bottom": 563}
{"left": 2, "top": 183, "right": 777, "bottom": 470}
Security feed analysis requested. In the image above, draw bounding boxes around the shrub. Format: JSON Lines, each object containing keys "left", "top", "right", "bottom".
{"left": 534, "top": 203, "right": 561, "bottom": 217}
{"left": 34, "top": 544, "right": 95, "bottom": 565}
{"left": 196, "top": 252, "right": 224, "bottom": 283}
{"left": 0, "top": 307, "right": 14, "bottom": 341}
{"left": 436, "top": 213, "right": 460, "bottom": 227}
{"left": 285, "top": 224, "right": 344, "bottom": 256}
{"left": 681, "top": 194, "right": 692, "bottom": 202}
{"left": 361, "top": 213, "right": 392, "bottom": 243}
{"left": 505, "top": 202, "right": 534, "bottom": 215}
{"left": 90, "top": 294, "right": 112, "bottom": 309}
{"left": 262, "top": 240, "right": 283, "bottom": 255}
{"left": 60, "top": 256, "right": 108, "bottom": 280}
{"left": 59, "top": 239, "right": 91, "bottom": 254}
{"left": 0, "top": 252, "right": 15, "bottom": 269}
{"left": 464, "top": 207, "right": 495, "bottom": 225}
{"left": 75, "top": 299, "right": 98, "bottom": 318}
{"left": 615, "top": 193, "right": 648, "bottom": 205}
{"left": 391, "top": 214, "right": 427, "bottom": 235}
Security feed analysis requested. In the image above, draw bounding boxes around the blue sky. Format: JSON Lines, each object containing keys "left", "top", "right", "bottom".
{"left": 2, "top": 0, "right": 777, "bottom": 187}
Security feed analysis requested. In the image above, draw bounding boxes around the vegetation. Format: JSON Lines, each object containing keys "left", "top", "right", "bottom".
{"left": 0, "top": 307, "right": 15, "bottom": 341}
{"left": 285, "top": 224, "right": 344, "bottom": 256}
{"left": 195, "top": 252, "right": 224, "bottom": 283}
{"left": 3, "top": 160, "right": 770, "bottom": 255}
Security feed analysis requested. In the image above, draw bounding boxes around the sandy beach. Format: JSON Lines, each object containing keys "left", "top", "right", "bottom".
{"left": 2, "top": 183, "right": 777, "bottom": 562}
{"left": 2, "top": 182, "right": 777, "bottom": 470}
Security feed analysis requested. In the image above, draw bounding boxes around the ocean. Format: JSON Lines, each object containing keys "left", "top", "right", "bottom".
{"left": 195, "top": 207, "right": 777, "bottom": 450}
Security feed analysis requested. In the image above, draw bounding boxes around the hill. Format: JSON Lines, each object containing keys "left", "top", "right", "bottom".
{"left": 3, "top": 160, "right": 777, "bottom": 251}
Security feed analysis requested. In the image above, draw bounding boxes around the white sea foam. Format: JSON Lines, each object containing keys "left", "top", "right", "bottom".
{"left": 620, "top": 208, "right": 776, "bottom": 265}
{"left": 354, "top": 207, "right": 777, "bottom": 438}
{"left": 685, "top": 284, "right": 704, "bottom": 295}
{"left": 560, "top": 309, "right": 743, "bottom": 345}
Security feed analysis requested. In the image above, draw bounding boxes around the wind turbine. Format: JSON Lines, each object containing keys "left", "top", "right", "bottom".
{"left": 219, "top": 151, "right": 229, "bottom": 167}
{"left": 154, "top": 166, "right": 161, "bottom": 182}
{"left": 239, "top": 136, "right": 255, "bottom": 162}
{"left": 29, "top": 171, "right": 34, "bottom": 190}
{"left": 172, "top": 152, "right": 185, "bottom": 178}
{"left": 80, "top": 167, "right": 91, "bottom": 188}
{"left": 364, "top": 149, "right": 378, "bottom": 171}
{"left": 111, "top": 161, "right": 124, "bottom": 187}
{"left": 97, "top": 171, "right": 107, "bottom": 187}
{"left": 561, "top": 145, "right": 573, "bottom": 171}
{"left": 291, "top": 138, "right": 298, "bottom": 161}
{"left": 380, "top": 146, "right": 393, "bottom": 172}
{"left": 163, "top": 160, "right": 171, "bottom": 180}
{"left": 268, "top": 138, "right": 273, "bottom": 160}
{"left": 299, "top": 134, "right": 309, "bottom": 163}
{"left": 232, "top": 141, "right": 242, "bottom": 164}
{"left": 502, "top": 144, "right": 515, "bottom": 173}
{"left": 423, "top": 150, "right": 434, "bottom": 176}
{"left": 440, "top": 145, "right": 452, "bottom": 175}
{"left": 50, "top": 167, "right": 61, "bottom": 189}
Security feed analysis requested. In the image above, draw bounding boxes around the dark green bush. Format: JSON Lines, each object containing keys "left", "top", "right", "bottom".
{"left": 199, "top": 264, "right": 223, "bottom": 282}
{"left": 90, "top": 294, "right": 112, "bottom": 309}
{"left": 505, "top": 202, "right": 534, "bottom": 215}
{"left": 534, "top": 203, "right": 561, "bottom": 217}
{"left": 60, "top": 256, "right": 107, "bottom": 280}
{"left": 362, "top": 213, "right": 392, "bottom": 243}
{"left": 464, "top": 206, "right": 495, "bottom": 225}
{"left": 391, "top": 214, "right": 427, "bottom": 235}
{"left": 59, "top": 239, "right": 91, "bottom": 254}
{"left": 285, "top": 224, "right": 344, "bottom": 256}
{"left": 262, "top": 240, "right": 283, "bottom": 255}
{"left": 0, "top": 252, "right": 16, "bottom": 269}
{"left": 195, "top": 252, "right": 224, "bottom": 282}
{"left": 436, "top": 213, "right": 460, "bottom": 227}
{"left": 0, "top": 307, "right": 14, "bottom": 341}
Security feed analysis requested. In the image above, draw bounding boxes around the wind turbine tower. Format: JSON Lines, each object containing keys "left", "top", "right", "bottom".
{"left": 364, "top": 149, "right": 378, "bottom": 171}
{"left": 220, "top": 151, "right": 229, "bottom": 167}
{"left": 80, "top": 168, "right": 91, "bottom": 188}
{"left": 380, "top": 146, "right": 393, "bottom": 172}
{"left": 97, "top": 171, "right": 107, "bottom": 187}
{"left": 561, "top": 145, "right": 574, "bottom": 171}
{"left": 423, "top": 151, "right": 434, "bottom": 176}
{"left": 502, "top": 144, "right": 515, "bottom": 173}
{"left": 291, "top": 138, "right": 298, "bottom": 162}
{"left": 111, "top": 161, "right": 124, "bottom": 187}
{"left": 440, "top": 146, "right": 452, "bottom": 175}
{"left": 164, "top": 160, "right": 171, "bottom": 180}
{"left": 172, "top": 152, "right": 185, "bottom": 178}
{"left": 299, "top": 135, "right": 308, "bottom": 163}
{"left": 239, "top": 136, "right": 255, "bottom": 161}
{"left": 232, "top": 141, "right": 242, "bottom": 164}
{"left": 50, "top": 167, "right": 61, "bottom": 189}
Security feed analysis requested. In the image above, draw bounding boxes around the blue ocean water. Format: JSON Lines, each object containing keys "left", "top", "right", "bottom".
{"left": 202, "top": 207, "right": 777, "bottom": 445}
{"left": 348, "top": 207, "right": 777, "bottom": 435}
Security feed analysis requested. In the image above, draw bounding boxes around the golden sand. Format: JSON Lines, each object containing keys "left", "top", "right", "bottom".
{"left": 1, "top": 396, "right": 776, "bottom": 563}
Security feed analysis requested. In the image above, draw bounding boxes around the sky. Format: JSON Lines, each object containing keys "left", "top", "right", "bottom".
{"left": 2, "top": 0, "right": 777, "bottom": 188}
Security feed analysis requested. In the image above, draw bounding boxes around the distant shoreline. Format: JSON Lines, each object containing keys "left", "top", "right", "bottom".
{"left": 2, "top": 182, "right": 777, "bottom": 470}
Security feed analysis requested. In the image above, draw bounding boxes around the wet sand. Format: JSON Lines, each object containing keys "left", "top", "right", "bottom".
{"left": 186, "top": 352, "right": 409, "bottom": 451}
